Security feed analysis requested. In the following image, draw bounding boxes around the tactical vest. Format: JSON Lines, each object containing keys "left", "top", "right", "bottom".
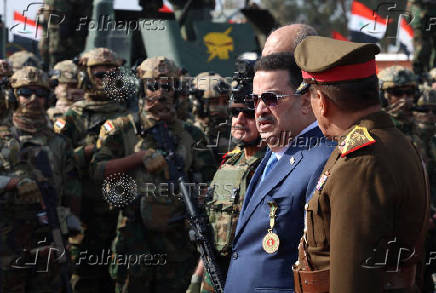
{"left": 134, "top": 119, "right": 194, "bottom": 234}
{"left": 206, "top": 148, "right": 264, "bottom": 256}
{"left": 0, "top": 127, "right": 52, "bottom": 269}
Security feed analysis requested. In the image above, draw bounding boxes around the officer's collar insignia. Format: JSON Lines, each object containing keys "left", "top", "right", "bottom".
{"left": 338, "top": 125, "right": 376, "bottom": 158}
{"left": 316, "top": 170, "right": 330, "bottom": 191}
{"left": 54, "top": 118, "right": 66, "bottom": 133}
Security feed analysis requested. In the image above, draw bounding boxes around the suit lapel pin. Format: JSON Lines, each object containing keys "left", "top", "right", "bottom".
{"left": 290, "top": 156, "right": 295, "bottom": 165}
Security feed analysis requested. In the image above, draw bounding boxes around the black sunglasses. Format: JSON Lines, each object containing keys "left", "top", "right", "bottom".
{"left": 230, "top": 107, "right": 255, "bottom": 119}
{"left": 387, "top": 88, "right": 415, "bottom": 96}
{"left": 147, "top": 82, "right": 172, "bottom": 92}
{"left": 93, "top": 71, "right": 108, "bottom": 79}
{"left": 17, "top": 88, "right": 49, "bottom": 98}
{"left": 250, "top": 92, "right": 299, "bottom": 108}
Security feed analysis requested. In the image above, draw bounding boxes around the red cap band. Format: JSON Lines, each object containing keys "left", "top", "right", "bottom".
{"left": 302, "top": 59, "right": 376, "bottom": 83}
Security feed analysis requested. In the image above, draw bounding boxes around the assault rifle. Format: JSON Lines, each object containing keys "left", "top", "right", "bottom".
{"left": 179, "top": 177, "right": 225, "bottom": 293}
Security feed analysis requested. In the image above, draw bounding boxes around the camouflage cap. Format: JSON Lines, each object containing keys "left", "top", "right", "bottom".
{"left": 52, "top": 60, "right": 78, "bottom": 83}
{"left": 137, "top": 56, "right": 179, "bottom": 79}
{"left": 8, "top": 50, "right": 42, "bottom": 71}
{"left": 0, "top": 60, "right": 13, "bottom": 77}
{"left": 378, "top": 66, "right": 417, "bottom": 90}
{"left": 417, "top": 88, "right": 436, "bottom": 107}
{"left": 79, "top": 48, "right": 123, "bottom": 67}
{"left": 10, "top": 66, "right": 49, "bottom": 89}
{"left": 193, "top": 72, "right": 231, "bottom": 99}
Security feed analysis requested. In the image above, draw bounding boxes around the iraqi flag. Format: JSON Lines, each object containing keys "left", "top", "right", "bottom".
{"left": 398, "top": 17, "right": 414, "bottom": 55}
{"left": 11, "top": 10, "right": 42, "bottom": 41}
{"left": 159, "top": 0, "right": 174, "bottom": 13}
{"left": 348, "top": 1, "right": 388, "bottom": 43}
{"left": 332, "top": 31, "right": 349, "bottom": 41}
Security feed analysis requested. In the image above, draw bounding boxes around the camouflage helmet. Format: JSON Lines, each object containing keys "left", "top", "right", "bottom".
{"left": 8, "top": 50, "right": 42, "bottom": 71}
{"left": 52, "top": 60, "right": 78, "bottom": 83}
{"left": 137, "top": 56, "right": 179, "bottom": 79}
{"left": 0, "top": 60, "right": 13, "bottom": 77}
{"left": 417, "top": 88, "right": 436, "bottom": 108}
{"left": 10, "top": 66, "right": 49, "bottom": 89}
{"left": 79, "top": 48, "right": 123, "bottom": 68}
{"left": 193, "top": 72, "right": 231, "bottom": 99}
{"left": 378, "top": 66, "right": 417, "bottom": 90}
{"left": 429, "top": 68, "right": 436, "bottom": 82}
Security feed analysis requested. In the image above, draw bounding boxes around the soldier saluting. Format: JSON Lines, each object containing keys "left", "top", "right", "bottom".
{"left": 292, "top": 37, "right": 429, "bottom": 292}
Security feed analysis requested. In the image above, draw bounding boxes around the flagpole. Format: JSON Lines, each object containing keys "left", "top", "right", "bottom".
{"left": 1, "top": 0, "right": 6, "bottom": 58}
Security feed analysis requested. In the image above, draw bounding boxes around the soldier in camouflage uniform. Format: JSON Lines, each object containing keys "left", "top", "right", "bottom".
{"left": 428, "top": 67, "right": 436, "bottom": 89}
{"left": 8, "top": 51, "right": 42, "bottom": 72}
{"left": 380, "top": 65, "right": 436, "bottom": 291}
{"left": 195, "top": 72, "right": 266, "bottom": 293}
{"left": 192, "top": 72, "right": 232, "bottom": 164}
{"left": 0, "top": 60, "right": 13, "bottom": 126}
{"left": 38, "top": 0, "right": 92, "bottom": 69}
{"left": 378, "top": 66, "right": 420, "bottom": 133}
{"left": 1, "top": 66, "right": 81, "bottom": 292}
{"left": 47, "top": 60, "right": 84, "bottom": 122}
{"left": 409, "top": 0, "right": 436, "bottom": 75}
{"left": 90, "top": 56, "right": 216, "bottom": 293}
{"left": 415, "top": 88, "right": 436, "bottom": 293}
{"left": 54, "top": 48, "right": 129, "bottom": 293}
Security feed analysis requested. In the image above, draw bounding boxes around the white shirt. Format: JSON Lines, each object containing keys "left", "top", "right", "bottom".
{"left": 274, "top": 121, "right": 319, "bottom": 160}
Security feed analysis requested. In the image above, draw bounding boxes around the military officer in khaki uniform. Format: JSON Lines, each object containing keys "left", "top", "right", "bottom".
{"left": 292, "top": 37, "right": 429, "bottom": 292}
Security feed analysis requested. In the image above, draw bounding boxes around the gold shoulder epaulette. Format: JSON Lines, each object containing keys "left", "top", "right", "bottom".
{"left": 339, "top": 125, "right": 376, "bottom": 157}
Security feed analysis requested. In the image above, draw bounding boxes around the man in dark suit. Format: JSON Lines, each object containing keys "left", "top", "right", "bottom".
{"left": 223, "top": 54, "right": 334, "bottom": 292}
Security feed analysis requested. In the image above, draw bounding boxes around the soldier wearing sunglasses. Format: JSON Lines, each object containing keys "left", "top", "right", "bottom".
{"left": 191, "top": 68, "right": 266, "bottom": 293}
{"left": 1, "top": 65, "right": 81, "bottom": 293}
{"left": 90, "top": 56, "right": 216, "bottom": 293}
{"left": 378, "top": 66, "right": 419, "bottom": 133}
{"left": 53, "top": 48, "right": 130, "bottom": 293}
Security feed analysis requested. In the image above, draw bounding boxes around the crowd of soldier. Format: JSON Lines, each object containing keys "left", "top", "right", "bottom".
{"left": 0, "top": 29, "right": 435, "bottom": 293}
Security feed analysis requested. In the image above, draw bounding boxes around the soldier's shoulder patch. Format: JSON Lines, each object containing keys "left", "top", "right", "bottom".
{"left": 339, "top": 125, "right": 376, "bottom": 157}
{"left": 102, "top": 120, "right": 115, "bottom": 134}
{"left": 220, "top": 147, "right": 242, "bottom": 166}
{"left": 54, "top": 118, "right": 66, "bottom": 134}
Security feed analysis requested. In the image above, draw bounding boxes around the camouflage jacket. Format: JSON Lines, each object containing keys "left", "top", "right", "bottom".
{"left": 54, "top": 100, "right": 129, "bottom": 174}
{"left": 206, "top": 146, "right": 265, "bottom": 256}
{"left": 0, "top": 125, "right": 80, "bottom": 270}
{"left": 90, "top": 115, "right": 216, "bottom": 261}
{"left": 17, "top": 128, "right": 81, "bottom": 218}
{"left": 194, "top": 118, "right": 234, "bottom": 165}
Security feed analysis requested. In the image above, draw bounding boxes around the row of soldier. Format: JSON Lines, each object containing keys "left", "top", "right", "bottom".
{"left": 0, "top": 34, "right": 435, "bottom": 293}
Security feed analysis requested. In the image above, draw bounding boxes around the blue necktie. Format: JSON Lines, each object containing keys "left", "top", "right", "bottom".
{"left": 260, "top": 154, "right": 278, "bottom": 183}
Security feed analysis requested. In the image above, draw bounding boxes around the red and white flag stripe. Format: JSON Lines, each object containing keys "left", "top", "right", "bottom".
{"left": 398, "top": 17, "right": 414, "bottom": 53}
{"left": 347, "top": 0, "right": 388, "bottom": 40}
{"left": 159, "top": 0, "right": 174, "bottom": 13}
{"left": 12, "top": 10, "right": 42, "bottom": 40}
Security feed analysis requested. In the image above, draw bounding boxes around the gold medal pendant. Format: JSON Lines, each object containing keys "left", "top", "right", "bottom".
{"left": 263, "top": 230, "right": 280, "bottom": 253}
{"left": 263, "top": 201, "right": 280, "bottom": 254}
